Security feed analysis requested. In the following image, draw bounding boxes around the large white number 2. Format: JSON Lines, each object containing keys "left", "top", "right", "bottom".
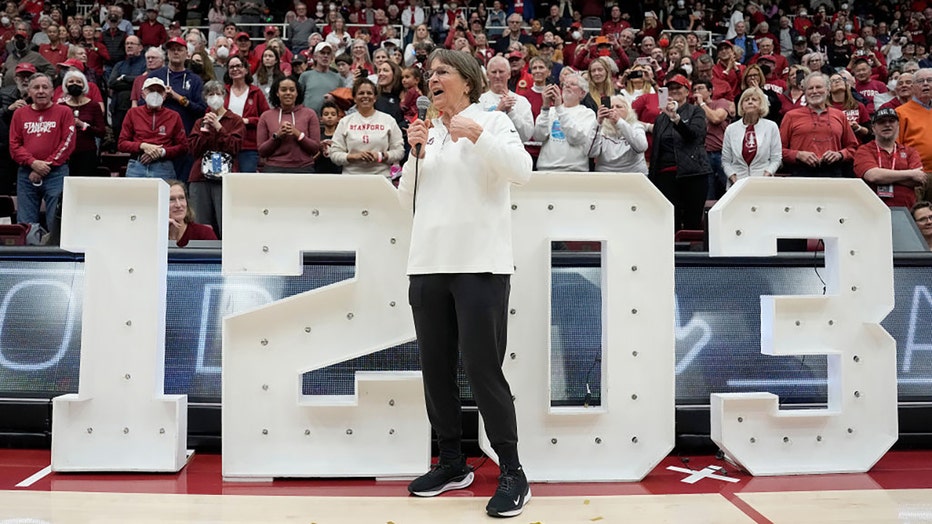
{"left": 52, "top": 178, "right": 187, "bottom": 472}
{"left": 708, "top": 178, "right": 897, "bottom": 475}
{"left": 221, "top": 174, "right": 429, "bottom": 480}
{"left": 504, "top": 173, "right": 676, "bottom": 481}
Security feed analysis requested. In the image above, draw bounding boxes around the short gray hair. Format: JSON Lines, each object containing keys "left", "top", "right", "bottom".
{"left": 802, "top": 71, "right": 829, "bottom": 90}
{"left": 202, "top": 80, "right": 226, "bottom": 98}
{"left": 426, "top": 48, "right": 486, "bottom": 103}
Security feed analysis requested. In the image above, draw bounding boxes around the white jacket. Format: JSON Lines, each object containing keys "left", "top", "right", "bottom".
{"left": 721, "top": 117, "right": 783, "bottom": 188}
{"left": 398, "top": 104, "right": 532, "bottom": 275}
{"left": 590, "top": 118, "right": 649, "bottom": 174}
{"left": 479, "top": 90, "right": 535, "bottom": 143}
{"left": 535, "top": 104, "right": 598, "bottom": 172}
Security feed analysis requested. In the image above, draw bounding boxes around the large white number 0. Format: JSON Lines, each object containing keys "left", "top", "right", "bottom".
{"left": 708, "top": 178, "right": 897, "bottom": 475}
{"left": 221, "top": 174, "right": 429, "bottom": 480}
{"left": 505, "top": 173, "right": 676, "bottom": 481}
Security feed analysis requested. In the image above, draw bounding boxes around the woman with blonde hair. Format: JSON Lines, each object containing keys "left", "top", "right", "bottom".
{"left": 737, "top": 64, "right": 782, "bottom": 124}
{"left": 404, "top": 24, "right": 433, "bottom": 66}
{"left": 587, "top": 57, "right": 615, "bottom": 108}
{"left": 590, "top": 95, "right": 648, "bottom": 174}
{"left": 620, "top": 63, "right": 655, "bottom": 104}
{"left": 721, "top": 87, "right": 782, "bottom": 188}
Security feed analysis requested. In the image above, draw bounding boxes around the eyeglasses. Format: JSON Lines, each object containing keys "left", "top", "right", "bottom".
{"left": 228, "top": 64, "right": 244, "bottom": 70}
{"left": 916, "top": 78, "right": 932, "bottom": 84}
{"left": 424, "top": 67, "right": 454, "bottom": 80}
{"left": 916, "top": 214, "right": 932, "bottom": 224}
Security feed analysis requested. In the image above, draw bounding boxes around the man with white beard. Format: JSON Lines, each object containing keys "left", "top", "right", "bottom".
{"left": 0, "top": 63, "right": 36, "bottom": 193}
{"left": 479, "top": 56, "right": 534, "bottom": 142}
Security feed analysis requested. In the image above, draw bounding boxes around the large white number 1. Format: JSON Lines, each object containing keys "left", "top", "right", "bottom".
{"left": 52, "top": 178, "right": 187, "bottom": 472}
{"left": 221, "top": 174, "right": 429, "bottom": 480}
{"left": 708, "top": 178, "right": 897, "bottom": 475}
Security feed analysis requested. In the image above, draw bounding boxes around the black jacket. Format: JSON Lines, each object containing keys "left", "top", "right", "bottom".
{"left": 648, "top": 103, "right": 711, "bottom": 179}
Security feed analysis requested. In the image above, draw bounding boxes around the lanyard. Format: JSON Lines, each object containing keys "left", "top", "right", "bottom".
{"left": 876, "top": 142, "right": 896, "bottom": 171}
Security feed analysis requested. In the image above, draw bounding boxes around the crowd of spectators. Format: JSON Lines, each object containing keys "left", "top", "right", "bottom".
{"left": 1, "top": 0, "right": 931, "bottom": 246}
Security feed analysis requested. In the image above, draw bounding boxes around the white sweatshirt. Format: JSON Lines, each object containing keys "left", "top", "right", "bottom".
{"left": 479, "top": 90, "right": 535, "bottom": 143}
{"left": 535, "top": 104, "right": 598, "bottom": 172}
{"left": 590, "top": 118, "right": 649, "bottom": 174}
{"left": 398, "top": 104, "right": 532, "bottom": 275}
{"left": 721, "top": 117, "right": 783, "bottom": 188}
{"left": 329, "top": 109, "right": 405, "bottom": 177}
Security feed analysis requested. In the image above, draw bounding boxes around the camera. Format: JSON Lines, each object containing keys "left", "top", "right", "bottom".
{"left": 628, "top": 70, "right": 643, "bottom": 79}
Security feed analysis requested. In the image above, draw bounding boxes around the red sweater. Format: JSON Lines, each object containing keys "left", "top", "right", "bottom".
{"left": 137, "top": 20, "right": 168, "bottom": 49}
{"left": 779, "top": 105, "right": 859, "bottom": 164}
{"left": 9, "top": 103, "right": 76, "bottom": 167}
{"left": 118, "top": 104, "right": 188, "bottom": 159}
{"left": 224, "top": 83, "right": 270, "bottom": 151}
{"left": 176, "top": 222, "right": 218, "bottom": 247}
{"left": 256, "top": 105, "right": 321, "bottom": 169}
{"left": 187, "top": 111, "right": 246, "bottom": 182}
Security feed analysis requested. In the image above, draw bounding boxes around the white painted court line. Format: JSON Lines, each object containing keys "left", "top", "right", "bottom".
{"left": 15, "top": 465, "right": 52, "bottom": 488}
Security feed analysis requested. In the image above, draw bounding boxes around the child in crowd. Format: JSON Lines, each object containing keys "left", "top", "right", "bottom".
{"left": 400, "top": 66, "right": 426, "bottom": 123}
{"left": 315, "top": 100, "right": 344, "bottom": 174}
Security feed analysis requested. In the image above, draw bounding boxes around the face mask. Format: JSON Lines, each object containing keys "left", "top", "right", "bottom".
{"left": 145, "top": 91, "right": 164, "bottom": 108}
{"left": 109, "top": 14, "right": 119, "bottom": 22}
{"left": 1, "top": 16, "right": 9, "bottom": 26}
{"left": 844, "top": 24, "right": 853, "bottom": 32}
{"left": 206, "top": 94, "right": 224, "bottom": 110}
{"left": 216, "top": 45, "right": 229, "bottom": 59}
{"left": 887, "top": 79, "right": 897, "bottom": 91}
{"left": 14, "top": 38, "right": 26, "bottom": 51}
{"left": 190, "top": 61, "right": 204, "bottom": 74}
{"left": 66, "top": 84, "right": 84, "bottom": 97}
{"left": 187, "top": 42, "right": 196, "bottom": 55}
{"left": 681, "top": 64, "right": 693, "bottom": 75}
{"left": 677, "top": 0, "right": 684, "bottom": 7}
{"left": 571, "top": 31, "right": 581, "bottom": 40}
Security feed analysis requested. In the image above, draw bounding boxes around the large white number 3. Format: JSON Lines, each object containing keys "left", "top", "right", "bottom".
{"left": 708, "top": 178, "right": 897, "bottom": 475}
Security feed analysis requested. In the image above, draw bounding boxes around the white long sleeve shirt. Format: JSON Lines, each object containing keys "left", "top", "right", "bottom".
{"left": 721, "top": 117, "right": 783, "bottom": 188}
{"left": 535, "top": 104, "right": 598, "bottom": 172}
{"left": 398, "top": 104, "right": 532, "bottom": 275}
{"left": 329, "top": 110, "right": 405, "bottom": 177}
{"left": 591, "top": 119, "right": 649, "bottom": 174}
{"left": 479, "top": 90, "right": 535, "bottom": 143}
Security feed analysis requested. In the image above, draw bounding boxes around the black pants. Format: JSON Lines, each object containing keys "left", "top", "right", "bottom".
{"left": 650, "top": 172, "right": 709, "bottom": 231}
{"left": 408, "top": 273, "right": 520, "bottom": 468}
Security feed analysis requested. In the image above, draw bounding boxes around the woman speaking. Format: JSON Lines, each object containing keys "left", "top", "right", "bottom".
{"left": 398, "top": 49, "right": 532, "bottom": 519}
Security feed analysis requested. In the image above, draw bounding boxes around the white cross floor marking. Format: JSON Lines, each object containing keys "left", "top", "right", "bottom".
{"left": 666, "top": 465, "right": 740, "bottom": 484}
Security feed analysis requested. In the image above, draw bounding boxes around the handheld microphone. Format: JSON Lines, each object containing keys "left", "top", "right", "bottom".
{"left": 414, "top": 95, "right": 431, "bottom": 157}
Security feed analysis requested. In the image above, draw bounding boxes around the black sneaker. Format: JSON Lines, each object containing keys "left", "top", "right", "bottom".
{"left": 407, "top": 460, "right": 474, "bottom": 497}
{"left": 486, "top": 465, "right": 531, "bottom": 518}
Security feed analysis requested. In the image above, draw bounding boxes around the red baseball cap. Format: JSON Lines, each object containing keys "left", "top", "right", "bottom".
{"left": 264, "top": 25, "right": 277, "bottom": 34}
{"left": 59, "top": 58, "right": 85, "bottom": 72}
{"left": 164, "top": 36, "right": 187, "bottom": 48}
{"left": 665, "top": 74, "right": 692, "bottom": 90}
{"left": 14, "top": 30, "right": 28, "bottom": 38}
{"left": 14, "top": 62, "right": 37, "bottom": 75}
{"left": 235, "top": 32, "right": 251, "bottom": 41}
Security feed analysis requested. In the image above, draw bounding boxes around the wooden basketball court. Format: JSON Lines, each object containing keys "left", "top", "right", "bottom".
{"left": 2, "top": 449, "right": 931, "bottom": 523}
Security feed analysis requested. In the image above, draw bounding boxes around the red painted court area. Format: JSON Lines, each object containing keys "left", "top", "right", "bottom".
{"left": 3, "top": 449, "right": 931, "bottom": 497}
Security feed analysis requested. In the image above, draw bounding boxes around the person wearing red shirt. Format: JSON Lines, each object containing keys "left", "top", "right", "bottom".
{"left": 854, "top": 108, "right": 926, "bottom": 208}
{"left": 233, "top": 32, "right": 260, "bottom": 72}
{"left": 137, "top": 8, "right": 168, "bottom": 48}
{"left": 9, "top": 72, "right": 75, "bottom": 232}
{"left": 601, "top": 5, "right": 630, "bottom": 37}
{"left": 38, "top": 23, "right": 68, "bottom": 66}
{"left": 880, "top": 73, "right": 914, "bottom": 111}
{"left": 118, "top": 77, "right": 188, "bottom": 180}
{"left": 749, "top": 38, "right": 789, "bottom": 80}
{"left": 168, "top": 180, "right": 218, "bottom": 247}
{"left": 850, "top": 58, "right": 888, "bottom": 113}
{"left": 779, "top": 72, "right": 859, "bottom": 177}
{"left": 712, "top": 41, "right": 744, "bottom": 100}
{"left": 79, "top": 24, "right": 110, "bottom": 81}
